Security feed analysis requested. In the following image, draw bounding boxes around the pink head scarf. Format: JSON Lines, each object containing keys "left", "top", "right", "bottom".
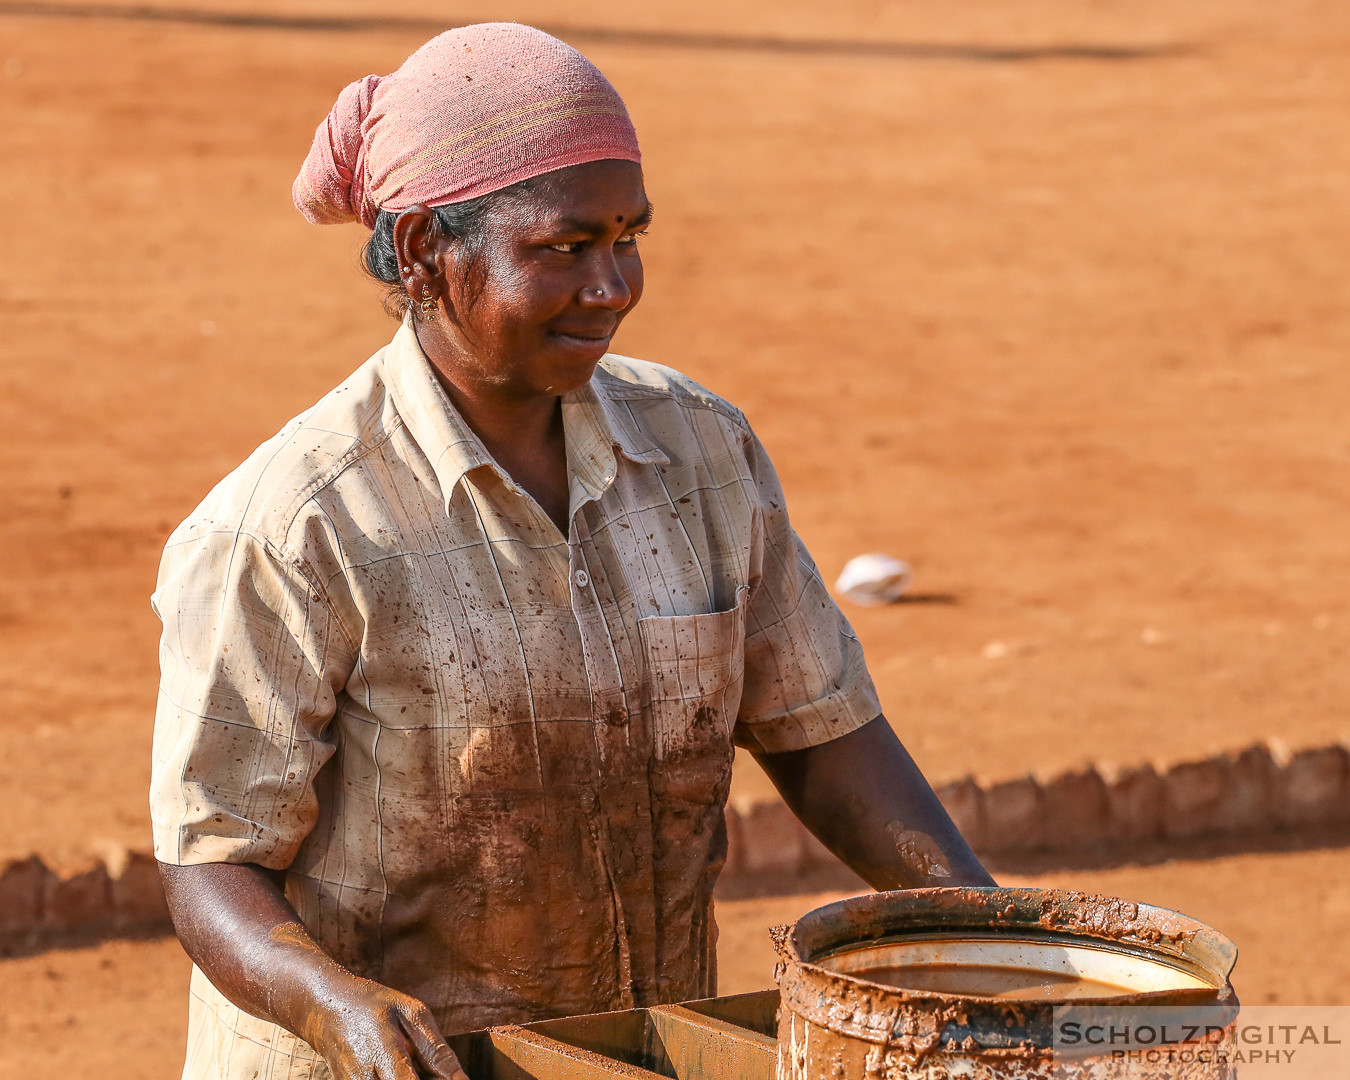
{"left": 293, "top": 23, "right": 641, "bottom": 228}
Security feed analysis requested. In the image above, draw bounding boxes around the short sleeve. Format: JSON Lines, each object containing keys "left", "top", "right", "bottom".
{"left": 149, "top": 524, "right": 357, "bottom": 869}
{"left": 732, "top": 429, "right": 883, "bottom": 754}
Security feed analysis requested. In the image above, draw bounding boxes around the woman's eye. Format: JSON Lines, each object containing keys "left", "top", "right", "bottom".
{"left": 546, "top": 232, "right": 646, "bottom": 254}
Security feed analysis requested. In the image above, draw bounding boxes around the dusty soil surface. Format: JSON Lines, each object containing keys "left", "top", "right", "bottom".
{"left": 0, "top": 935, "right": 193, "bottom": 1077}
{"left": 3, "top": 847, "right": 1347, "bottom": 1075}
{"left": 4, "top": 1, "right": 1350, "bottom": 859}
{"left": 3, "top": 1, "right": 1348, "bottom": 1070}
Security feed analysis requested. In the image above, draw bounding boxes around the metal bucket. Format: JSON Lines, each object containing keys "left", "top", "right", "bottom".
{"left": 776, "top": 887, "right": 1238, "bottom": 1079}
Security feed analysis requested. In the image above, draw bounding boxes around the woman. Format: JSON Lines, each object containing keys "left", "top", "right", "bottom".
{"left": 151, "top": 23, "right": 994, "bottom": 1080}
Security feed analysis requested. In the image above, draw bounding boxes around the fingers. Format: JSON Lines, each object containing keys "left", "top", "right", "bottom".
{"left": 314, "top": 983, "right": 465, "bottom": 1080}
{"left": 369, "top": 1026, "right": 422, "bottom": 1080}
{"left": 415, "top": 1041, "right": 469, "bottom": 1080}
{"left": 382, "top": 1050, "right": 421, "bottom": 1080}
{"left": 338, "top": 1044, "right": 415, "bottom": 1080}
{"left": 397, "top": 1002, "right": 469, "bottom": 1080}
{"left": 319, "top": 1000, "right": 434, "bottom": 1080}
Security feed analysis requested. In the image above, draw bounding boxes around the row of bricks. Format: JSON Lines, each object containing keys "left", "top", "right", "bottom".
{"left": 724, "top": 740, "right": 1350, "bottom": 875}
{"left": 0, "top": 850, "right": 170, "bottom": 940}
{"left": 1, "top": 741, "right": 1345, "bottom": 938}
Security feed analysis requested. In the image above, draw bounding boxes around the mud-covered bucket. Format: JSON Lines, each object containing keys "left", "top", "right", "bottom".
{"left": 775, "top": 888, "right": 1238, "bottom": 1079}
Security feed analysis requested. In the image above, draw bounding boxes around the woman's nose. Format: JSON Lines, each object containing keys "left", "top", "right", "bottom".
{"left": 579, "top": 257, "right": 632, "bottom": 310}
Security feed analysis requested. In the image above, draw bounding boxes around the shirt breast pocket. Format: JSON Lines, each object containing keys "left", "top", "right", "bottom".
{"left": 636, "top": 587, "right": 748, "bottom": 800}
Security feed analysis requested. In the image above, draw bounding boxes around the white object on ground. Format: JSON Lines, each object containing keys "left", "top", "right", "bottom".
{"left": 835, "top": 553, "right": 911, "bottom": 606}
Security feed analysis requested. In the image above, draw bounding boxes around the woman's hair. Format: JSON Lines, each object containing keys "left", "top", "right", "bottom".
{"left": 361, "top": 176, "right": 542, "bottom": 318}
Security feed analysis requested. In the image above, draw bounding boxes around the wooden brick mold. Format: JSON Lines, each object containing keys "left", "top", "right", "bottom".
{"left": 2, "top": 740, "right": 1347, "bottom": 944}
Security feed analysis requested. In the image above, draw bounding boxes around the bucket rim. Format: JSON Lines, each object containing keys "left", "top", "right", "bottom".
{"left": 776, "top": 887, "right": 1239, "bottom": 1056}
{"left": 785, "top": 886, "right": 1237, "bottom": 999}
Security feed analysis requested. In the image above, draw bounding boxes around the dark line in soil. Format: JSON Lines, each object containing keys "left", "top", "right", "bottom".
{"left": 983, "top": 821, "right": 1350, "bottom": 876}
{"left": 0, "top": 2, "right": 1189, "bottom": 63}
{"left": 0, "top": 923, "right": 173, "bottom": 961}
{"left": 717, "top": 822, "right": 1350, "bottom": 900}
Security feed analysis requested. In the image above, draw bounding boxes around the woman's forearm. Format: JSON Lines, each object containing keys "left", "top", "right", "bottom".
{"left": 159, "top": 861, "right": 465, "bottom": 1080}
{"left": 753, "top": 714, "right": 996, "bottom": 890}
{"left": 159, "top": 861, "right": 350, "bottom": 1039}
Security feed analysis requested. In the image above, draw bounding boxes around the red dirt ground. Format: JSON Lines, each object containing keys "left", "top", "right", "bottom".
{"left": 1, "top": 0, "right": 1349, "bottom": 1067}
{"left": 4, "top": 0, "right": 1350, "bottom": 859}
{"left": 3, "top": 848, "right": 1347, "bottom": 1077}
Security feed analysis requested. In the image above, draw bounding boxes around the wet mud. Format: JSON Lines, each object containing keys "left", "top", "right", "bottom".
{"left": 777, "top": 888, "right": 1238, "bottom": 1076}
{"left": 1037, "top": 892, "right": 1198, "bottom": 948}
{"left": 884, "top": 822, "right": 952, "bottom": 883}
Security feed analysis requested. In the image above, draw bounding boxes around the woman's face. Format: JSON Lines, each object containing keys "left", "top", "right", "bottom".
{"left": 421, "top": 159, "right": 651, "bottom": 399}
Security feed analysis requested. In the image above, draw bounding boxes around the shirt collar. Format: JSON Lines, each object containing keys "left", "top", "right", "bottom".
{"left": 383, "top": 318, "right": 669, "bottom": 515}
{"left": 383, "top": 317, "right": 496, "bottom": 511}
{"left": 562, "top": 369, "right": 670, "bottom": 508}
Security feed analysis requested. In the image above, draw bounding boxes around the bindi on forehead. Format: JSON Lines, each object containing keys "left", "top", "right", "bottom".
{"left": 549, "top": 202, "right": 652, "bottom": 235}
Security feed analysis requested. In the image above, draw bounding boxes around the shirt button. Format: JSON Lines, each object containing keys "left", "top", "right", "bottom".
{"left": 574, "top": 569, "right": 591, "bottom": 588}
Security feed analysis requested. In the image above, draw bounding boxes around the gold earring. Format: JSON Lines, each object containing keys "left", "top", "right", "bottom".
{"left": 419, "top": 285, "right": 438, "bottom": 319}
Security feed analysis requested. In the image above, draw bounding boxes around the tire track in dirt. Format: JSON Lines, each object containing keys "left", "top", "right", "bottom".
{"left": 0, "top": 1, "right": 1187, "bottom": 62}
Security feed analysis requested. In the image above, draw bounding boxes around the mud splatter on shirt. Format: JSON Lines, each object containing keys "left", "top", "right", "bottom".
{"left": 151, "top": 318, "right": 880, "bottom": 1079}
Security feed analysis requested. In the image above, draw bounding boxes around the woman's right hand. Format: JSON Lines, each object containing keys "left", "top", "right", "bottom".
{"left": 303, "top": 971, "right": 469, "bottom": 1080}
{"left": 159, "top": 862, "right": 470, "bottom": 1080}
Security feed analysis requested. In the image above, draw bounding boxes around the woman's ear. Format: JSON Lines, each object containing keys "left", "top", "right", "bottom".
{"left": 392, "top": 206, "right": 443, "bottom": 311}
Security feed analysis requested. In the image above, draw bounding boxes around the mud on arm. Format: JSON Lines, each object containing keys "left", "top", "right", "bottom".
{"left": 752, "top": 714, "right": 996, "bottom": 890}
{"left": 159, "top": 861, "right": 469, "bottom": 1080}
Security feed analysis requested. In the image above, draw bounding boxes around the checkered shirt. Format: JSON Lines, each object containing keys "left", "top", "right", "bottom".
{"left": 150, "top": 318, "right": 880, "bottom": 1079}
